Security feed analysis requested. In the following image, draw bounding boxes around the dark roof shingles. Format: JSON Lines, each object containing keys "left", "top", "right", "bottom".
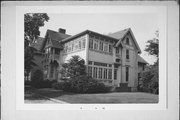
{"left": 108, "top": 28, "right": 129, "bottom": 40}
{"left": 31, "top": 37, "right": 44, "bottom": 51}
{"left": 47, "top": 29, "right": 71, "bottom": 41}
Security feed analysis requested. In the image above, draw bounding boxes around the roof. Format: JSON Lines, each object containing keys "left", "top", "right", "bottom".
{"left": 47, "top": 29, "right": 71, "bottom": 41}
{"left": 108, "top": 28, "right": 141, "bottom": 53}
{"left": 51, "top": 39, "right": 63, "bottom": 49}
{"left": 31, "top": 37, "right": 44, "bottom": 51}
{"left": 137, "top": 55, "right": 148, "bottom": 64}
{"left": 41, "top": 29, "right": 71, "bottom": 50}
{"left": 62, "top": 30, "right": 119, "bottom": 43}
{"left": 108, "top": 28, "right": 129, "bottom": 40}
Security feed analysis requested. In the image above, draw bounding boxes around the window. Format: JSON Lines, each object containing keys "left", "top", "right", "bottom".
{"left": 93, "top": 67, "right": 98, "bottom": 78}
{"left": 55, "top": 48, "right": 60, "bottom": 55}
{"left": 88, "top": 66, "right": 93, "bottom": 77}
{"left": 108, "top": 69, "right": 112, "bottom": 79}
{"left": 65, "top": 45, "right": 68, "bottom": 53}
{"left": 126, "top": 49, "right": 129, "bottom": 59}
{"left": 114, "top": 69, "right": 117, "bottom": 80}
{"left": 94, "top": 62, "right": 107, "bottom": 67}
{"left": 88, "top": 61, "right": 93, "bottom": 65}
{"left": 89, "top": 39, "right": 93, "bottom": 49}
{"left": 99, "top": 41, "right": 103, "bottom": 51}
{"left": 109, "top": 45, "right": 112, "bottom": 53}
{"left": 103, "top": 68, "right": 108, "bottom": 79}
{"left": 71, "top": 41, "right": 74, "bottom": 51}
{"left": 79, "top": 40, "right": 81, "bottom": 49}
{"left": 94, "top": 40, "right": 98, "bottom": 50}
{"left": 74, "top": 40, "right": 79, "bottom": 51}
{"left": 126, "top": 67, "right": 129, "bottom": 82}
{"left": 98, "top": 68, "right": 103, "bottom": 79}
{"left": 104, "top": 43, "right": 108, "bottom": 52}
{"left": 82, "top": 39, "right": 86, "bottom": 48}
{"left": 126, "top": 38, "right": 129, "bottom": 45}
{"left": 116, "top": 58, "right": 120, "bottom": 63}
{"left": 116, "top": 47, "right": 119, "bottom": 54}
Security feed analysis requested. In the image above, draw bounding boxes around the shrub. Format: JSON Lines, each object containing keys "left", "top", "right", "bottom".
{"left": 31, "top": 70, "right": 55, "bottom": 88}
{"left": 139, "top": 65, "right": 158, "bottom": 94}
{"left": 53, "top": 75, "right": 112, "bottom": 93}
{"left": 31, "top": 69, "right": 44, "bottom": 88}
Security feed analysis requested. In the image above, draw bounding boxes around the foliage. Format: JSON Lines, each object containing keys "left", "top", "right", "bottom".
{"left": 31, "top": 69, "right": 53, "bottom": 88}
{"left": 24, "top": 13, "right": 49, "bottom": 45}
{"left": 52, "top": 75, "right": 112, "bottom": 93}
{"left": 60, "top": 55, "right": 87, "bottom": 79}
{"left": 139, "top": 65, "right": 159, "bottom": 94}
{"left": 139, "top": 30, "right": 159, "bottom": 94}
{"left": 24, "top": 13, "right": 49, "bottom": 78}
{"left": 144, "top": 30, "right": 159, "bottom": 64}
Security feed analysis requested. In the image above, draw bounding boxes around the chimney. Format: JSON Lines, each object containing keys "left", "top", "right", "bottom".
{"left": 58, "top": 28, "right": 66, "bottom": 34}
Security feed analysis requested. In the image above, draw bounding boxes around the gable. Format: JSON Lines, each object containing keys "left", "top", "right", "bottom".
{"left": 122, "top": 32, "right": 139, "bottom": 52}
{"left": 41, "top": 29, "right": 70, "bottom": 51}
{"left": 109, "top": 28, "right": 141, "bottom": 53}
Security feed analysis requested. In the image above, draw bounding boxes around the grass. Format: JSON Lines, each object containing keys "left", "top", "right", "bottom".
{"left": 25, "top": 87, "right": 158, "bottom": 104}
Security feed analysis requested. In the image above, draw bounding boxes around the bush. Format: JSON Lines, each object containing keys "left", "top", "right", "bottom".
{"left": 31, "top": 70, "right": 55, "bottom": 88}
{"left": 53, "top": 75, "right": 112, "bottom": 93}
{"left": 139, "top": 65, "right": 159, "bottom": 94}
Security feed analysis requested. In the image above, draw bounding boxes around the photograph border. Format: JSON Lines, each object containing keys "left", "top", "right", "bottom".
{"left": 16, "top": 5, "right": 166, "bottom": 110}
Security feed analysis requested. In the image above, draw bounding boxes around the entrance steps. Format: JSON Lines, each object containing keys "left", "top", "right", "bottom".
{"left": 116, "top": 83, "right": 131, "bottom": 92}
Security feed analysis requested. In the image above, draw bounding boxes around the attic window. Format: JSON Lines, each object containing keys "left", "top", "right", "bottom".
{"left": 126, "top": 38, "right": 129, "bottom": 45}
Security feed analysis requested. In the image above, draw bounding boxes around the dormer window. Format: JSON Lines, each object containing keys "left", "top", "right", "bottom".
{"left": 126, "top": 38, "right": 129, "bottom": 45}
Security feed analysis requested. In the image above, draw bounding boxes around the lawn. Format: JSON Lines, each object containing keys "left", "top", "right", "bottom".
{"left": 25, "top": 88, "right": 158, "bottom": 104}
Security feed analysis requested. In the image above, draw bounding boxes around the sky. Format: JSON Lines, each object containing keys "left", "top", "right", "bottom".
{"left": 39, "top": 13, "right": 158, "bottom": 64}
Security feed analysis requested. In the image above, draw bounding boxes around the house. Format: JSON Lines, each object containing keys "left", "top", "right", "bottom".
{"left": 33, "top": 28, "right": 147, "bottom": 92}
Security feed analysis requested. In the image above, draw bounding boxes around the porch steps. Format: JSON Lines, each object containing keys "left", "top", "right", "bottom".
{"left": 116, "top": 83, "right": 131, "bottom": 92}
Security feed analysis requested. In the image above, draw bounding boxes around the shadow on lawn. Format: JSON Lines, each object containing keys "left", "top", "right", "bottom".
{"left": 25, "top": 86, "right": 75, "bottom": 100}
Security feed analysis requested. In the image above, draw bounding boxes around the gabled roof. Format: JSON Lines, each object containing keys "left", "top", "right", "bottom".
{"left": 31, "top": 37, "right": 44, "bottom": 51}
{"left": 108, "top": 28, "right": 141, "bottom": 53}
{"left": 46, "top": 29, "right": 71, "bottom": 41}
{"left": 108, "top": 28, "right": 129, "bottom": 40}
{"left": 62, "top": 29, "right": 119, "bottom": 43}
{"left": 51, "top": 39, "right": 63, "bottom": 49}
{"left": 41, "top": 29, "right": 71, "bottom": 50}
{"left": 137, "top": 55, "right": 148, "bottom": 64}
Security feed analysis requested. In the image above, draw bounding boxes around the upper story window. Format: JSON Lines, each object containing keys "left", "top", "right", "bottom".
{"left": 99, "top": 41, "right": 103, "bottom": 51}
{"left": 82, "top": 39, "right": 86, "bottom": 48}
{"left": 89, "top": 38, "right": 93, "bottom": 49}
{"left": 109, "top": 45, "right": 112, "bottom": 53}
{"left": 94, "top": 40, "right": 98, "bottom": 50}
{"left": 126, "top": 38, "right": 130, "bottom": 45}
{"left": 55, "top": 48, "right": 60, "bottom": 55}
{"left": 116, "top": 47, "right": 119, "bottom": 54}
{"left": 79, "top": 40, "right": 81, "bottom": 49}
{"left": 126, "top": 49, "right": 129, "bottom": 59}
{"left": 104, "top": 43, "right": 108, "bottom": 52}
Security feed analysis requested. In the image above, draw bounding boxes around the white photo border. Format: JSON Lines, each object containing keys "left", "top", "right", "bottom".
{"left": 16, "top": 5, "right": 167, "bottom": 110}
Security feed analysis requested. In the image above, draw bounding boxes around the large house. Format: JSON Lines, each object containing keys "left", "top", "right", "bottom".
{"left": 31, "top": 28, "right": 147, "bottom": 92}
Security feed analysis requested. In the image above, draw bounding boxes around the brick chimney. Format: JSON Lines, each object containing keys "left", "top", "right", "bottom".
{"left": 58, "top": 28, "right": 66, "bottom": 34}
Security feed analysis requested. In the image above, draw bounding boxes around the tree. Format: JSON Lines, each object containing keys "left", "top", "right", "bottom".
{"left": 145, "top": 30, "right": 159, "bottom": 65}
{"left": 139, "top": 30, "right": 159, "bottom": 94}
{"left": 24, "top": 13, "right": 49, "bottom": 79}
{"left": 60, "top": 55, "right": 87, "bottom": 79}
{"left": 24, "top": 13, "right": 49, "bottom": 45}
